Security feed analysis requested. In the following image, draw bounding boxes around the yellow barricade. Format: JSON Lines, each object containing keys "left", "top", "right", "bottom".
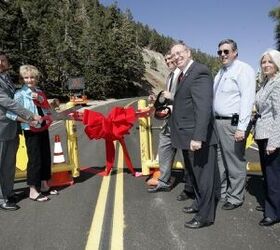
{"left": 15, "top": 102, "right": 80, "bottom": 180}
{"left": 245, "top": 132, "right": 261, "bottom": 172}
{"left": 137, "top": 99, "right": 261, "bottom": 174}
{"left": 138, "top": 99, "right": 183, "bottom": 176}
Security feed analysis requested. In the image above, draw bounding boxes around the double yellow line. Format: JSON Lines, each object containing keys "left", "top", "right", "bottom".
{"left": 85, "top": 143, "right": 124, "bottom": 250}
{"left": 85, "top": 100, "right": 138, "bottom": 250}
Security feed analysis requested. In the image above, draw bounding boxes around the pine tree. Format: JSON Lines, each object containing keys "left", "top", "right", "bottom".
{"left": 270, "top": 4, "right": 280, "bottom": 50}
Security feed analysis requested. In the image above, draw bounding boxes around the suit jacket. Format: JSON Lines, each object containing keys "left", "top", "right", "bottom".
{"left": 255, "top": 73, "right": 280, "bottom": 148}
{"left": 0, "top": 74, "right": 33, "bottom": 141}
{"left": 170, "top": 61, "right": 217, "bottom": 150}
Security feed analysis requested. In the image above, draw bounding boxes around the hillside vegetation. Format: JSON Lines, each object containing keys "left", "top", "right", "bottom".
{"left": 0, "top": 0, "right": 220, "bottom": 99}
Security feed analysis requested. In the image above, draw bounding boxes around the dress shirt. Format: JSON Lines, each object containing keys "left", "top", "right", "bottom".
{"left": 213, "top": 59, "right": 256, "bottom": 131}
{"left": 168, "top": 67, "right": 180, "bottom": 101}
{"left": 181, "top": 60, "right": 194, "bottom": 77}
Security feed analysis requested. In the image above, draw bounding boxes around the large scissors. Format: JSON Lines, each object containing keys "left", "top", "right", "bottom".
{"left": 30, "top": 105, "right": 83, "bottom": 132}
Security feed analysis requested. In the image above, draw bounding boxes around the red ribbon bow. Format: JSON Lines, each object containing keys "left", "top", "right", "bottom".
{"left": 83, "top": 106, "right": 137, "bottom": 176}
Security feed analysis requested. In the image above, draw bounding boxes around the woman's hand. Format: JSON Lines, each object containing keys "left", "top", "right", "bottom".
{"left": 266, "top": 146, "right": 276, "bottom": 155}
{"left": 234, "top": 129, "right": 245, "bottom": 142}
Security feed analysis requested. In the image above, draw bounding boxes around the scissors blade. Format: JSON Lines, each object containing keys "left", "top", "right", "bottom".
{"left": 49, "top": 105, "right": 83, "bottom": 121}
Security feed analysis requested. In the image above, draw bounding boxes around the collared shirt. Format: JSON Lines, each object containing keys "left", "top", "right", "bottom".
{"left": 181, "top": 59, "right": 194, "bottom": 76}
{"left": 213, "top": 59, "right": 256, "bottom": 131}
{"left": 167, "top": 68, "right": 180, "bottom": 100}
{"left": 167, "top": 71, "right": 174, "bottom": 91}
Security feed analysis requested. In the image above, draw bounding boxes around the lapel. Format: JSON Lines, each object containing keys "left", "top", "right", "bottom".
{"left": 257, "top": 74, "right": 280, "bottom": 105}
{"left": 0, "top": 73, "right": 15, "bottom": 96}
{"left": 175, "top": 62, "right": 196, "bottom": 94}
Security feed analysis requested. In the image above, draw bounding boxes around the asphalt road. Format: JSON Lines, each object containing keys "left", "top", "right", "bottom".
{"left": 0, "top": 98, "right": 279, "bottom": 250}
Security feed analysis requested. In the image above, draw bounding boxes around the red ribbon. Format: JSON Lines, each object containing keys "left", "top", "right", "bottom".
{"left": 33, "top": 91, "right": 51, "bottom": 109}
{"left": 30, "top": 91, "right": 52, "bottom": 132}
{"left": 83, "top": 106, "right": 137, "bottom": 176}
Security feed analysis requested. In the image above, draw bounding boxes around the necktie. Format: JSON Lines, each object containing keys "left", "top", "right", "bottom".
{"left": 168, "top": 72, "right": 174, "bottom": 92}
{"left": 178, "top": 71, "right": 184, "bottom": 84}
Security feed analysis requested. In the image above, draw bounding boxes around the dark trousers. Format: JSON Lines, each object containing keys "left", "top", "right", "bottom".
{"left": 24, "top": 129, "right": 51, "bottom": 187}
{"left": 184, "top": 163, "right": 194, "bottom": 194}
{"left": 0, "top": 136, "right": 19, "bottom": 201}
{"left": 158, "top": 125, "right": 193, "bottom": 193}
{"left": 256, "top": 139, "right": 280, "bottom": 220}
{"left": 182, "top": 145, "right": 219, "bottom": 223}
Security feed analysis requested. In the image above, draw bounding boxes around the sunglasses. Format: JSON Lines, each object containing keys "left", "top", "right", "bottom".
{"left": 217, "top": 49, "right": 230, "bottom": 56}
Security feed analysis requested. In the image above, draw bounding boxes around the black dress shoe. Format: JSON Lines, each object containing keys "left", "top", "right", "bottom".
{"left": 0, "top": 202, "right": 20, "bottom": 211}
{"left": 7, "top": 194, "right": 20, "bottom": 203}
{"left": 259, "top": 217, "right": 279, "bottom": 226}
{"left": 176, "top": 190, "right": 194, "bottom": 201}
{"left": 182, "top": 206, "right": 198, "bottom": 214}
{"left": 222, "top": 202, "right": 242, "bottom": 210}
{"left": 184, "top": 218, "right": 213, "bottom": 229}
{"left": 147, "top": 184, "right": 171, "bottom": 193}
{"left": 255, "top": 205, "right": 264, "bottom": 212}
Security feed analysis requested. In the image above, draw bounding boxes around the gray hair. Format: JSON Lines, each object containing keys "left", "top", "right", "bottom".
{"left": 218, "top": 39, "right": 238, "bottom": 51}
{"left": 259, "top": 49, "right": 280, "bottom": 82}
{"left": 171, "top": 41, "right": 190, "bottom": 51}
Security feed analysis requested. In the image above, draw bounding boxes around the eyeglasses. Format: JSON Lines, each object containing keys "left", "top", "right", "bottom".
{"left": 217, "top": 49, "right": 230, "bottom": 56}
{"left": 171, "top": 49, "right": 188, "bottom": 58}
{"left": 165, "top": 57, "right": 172, "bottom": 62}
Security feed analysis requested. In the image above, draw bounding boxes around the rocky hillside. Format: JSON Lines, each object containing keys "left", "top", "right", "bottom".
{"left": 142, "top": 48, "right": 169, "bottom": 94}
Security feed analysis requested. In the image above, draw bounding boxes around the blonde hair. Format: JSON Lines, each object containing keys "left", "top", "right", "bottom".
{"left": 259, "top": 49, "right": 280, "bottom": 82}
{"left": 19, "top": 65, "right": 40, "bottom": 82}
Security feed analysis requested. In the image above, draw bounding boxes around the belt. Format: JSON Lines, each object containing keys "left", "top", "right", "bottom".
{"left": 215, "top": 116, "right": 232, "bottom": 120}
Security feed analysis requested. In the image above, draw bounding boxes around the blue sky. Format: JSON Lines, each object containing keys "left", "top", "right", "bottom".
{"left": 100, "top": 0, "right": 279, "bottom": 71}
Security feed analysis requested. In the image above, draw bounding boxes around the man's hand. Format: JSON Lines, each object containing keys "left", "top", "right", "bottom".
{"left": 159, "top": 108, "right": 169, "bottom": 115}
{"left": 29, "top": 120, "right": 39, "bottom": 127}
{"left": 190, "top": 140, "right": 202, "bottom": 151}
{"left": 28, "top": 114, "right": 42, "bottom": 127}
{"left": 148, "top": 94, "right": 156, "bottom": 104}
{"left": 31, "top": 92, "right": 39, "bottom": 100}
{"left": 234, "top": 130, "right": 245, "bottom": 142}
{"left": 162, "top": 91, "right": 172, "bottom": 100}
{"left": 32, "top": 114, "right": 42, "bottom": 121}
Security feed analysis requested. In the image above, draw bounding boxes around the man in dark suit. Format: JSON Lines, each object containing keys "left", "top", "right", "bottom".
{"left": 148, "top": 52, "right": 194, "bottom": 198}
{"left": 170, "top": 43, "right": 219, "bottom": 229}
{"left": 0, "top": 51, "right": 40, "bottom": 211}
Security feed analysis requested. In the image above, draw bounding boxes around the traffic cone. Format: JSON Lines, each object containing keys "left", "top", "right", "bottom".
{"left": 48, "top": 135, "right": 74, "bottom": 187}
{"left": 48, "top": 171, "right": 74, "bottom": 187}
{"left": 53, "top": 135, "right": 65, "bottom": 164}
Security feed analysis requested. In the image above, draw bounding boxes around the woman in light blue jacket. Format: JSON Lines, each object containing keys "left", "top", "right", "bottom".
{"left": 254, "top": 49, "right": 280, "bottom": 226}
{"left": 7, "top": 65, "right": 57, "bottom": 202}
